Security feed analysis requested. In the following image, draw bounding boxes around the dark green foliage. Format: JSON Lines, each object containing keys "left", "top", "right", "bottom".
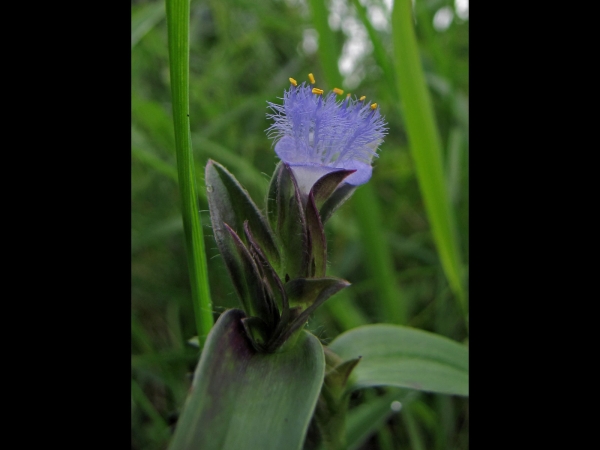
{"left": 132, "top": 0, "right": 469, "bottom": 448}
{"left": 330, "top": 325, "right": 469, "bottom": 396}
{"left": 319, "top": 183, "right": 358, "bottom": 224}
{"left": 304, "top": 169, "right": 356, "bottom": 276}
{"left": 306, "top": 194, "right": 327, "bottom": 277}
{"left": 205, "top": 160, "right": 280, "bottom": 266}
{"left": 310, "top": 169, "right": 356, "bottom": 210}
{"left": 222, "top": 223, "right": 274, "bottom": 325}
{"left": 271, "top": 162, "right": 310, "bottom": 279}
{"left": 206, "top": 158, "right": 352, "bottom": 352}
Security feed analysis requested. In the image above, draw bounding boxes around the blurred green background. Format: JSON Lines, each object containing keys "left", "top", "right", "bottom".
{"left": 131, "top": 0, "right": 468, "bottom": 448}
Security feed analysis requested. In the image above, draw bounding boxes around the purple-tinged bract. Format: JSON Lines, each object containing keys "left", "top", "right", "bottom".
{"left": 267, "top": 83, "right": 387, "bottom": 192}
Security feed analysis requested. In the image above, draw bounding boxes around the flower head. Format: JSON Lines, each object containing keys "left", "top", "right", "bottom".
{"left": 267, "top": 79, "right": 387, "bottom": 195}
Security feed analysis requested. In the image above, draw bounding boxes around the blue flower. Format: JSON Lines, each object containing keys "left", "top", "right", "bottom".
{"left": 267, "top": 81, "right": 387, "bottom": 196}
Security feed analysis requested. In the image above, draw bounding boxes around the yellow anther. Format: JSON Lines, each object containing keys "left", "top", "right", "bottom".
{"left": 312, "top": 88, "right": 324, "bottom": 95}
{"left": 359, "top": 95, "right": 366, "bottom": 101}
{"left": 370, "top": 103, "right": 378, "bottom": 110}
{"left": 289, "top": 77, "right": 297, "bottom": 86}
{"left": 333, "top": 88, "right": 344, "bottom": 95}
{"left": 346, "top": 93, "right": 351, "bottom": 98}
{"left": 308, "top": 73, "right": 316, "bottom": 84}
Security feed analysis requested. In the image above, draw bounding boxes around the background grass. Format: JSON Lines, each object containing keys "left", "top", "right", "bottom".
{"left": 131, "top": 0, "right": 468, "bottom": 448}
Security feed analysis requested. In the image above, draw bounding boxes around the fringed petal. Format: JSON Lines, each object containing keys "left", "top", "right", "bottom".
{"left": 267, "top": 83, "right": 387, "bottom": 196}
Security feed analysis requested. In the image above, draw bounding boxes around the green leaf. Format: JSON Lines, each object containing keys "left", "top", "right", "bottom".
{"left": 169, "top": 309, "right": 325, "bottom": 450}
{"left": 266, "top": 161, "right": 282, "bottom": 233}
{"left": 319, "top": 183, "right": 357, "bottom": 224}
{"left": 243, "top": 221, "right": 288, "bottom": 319}
{"left": 322, "top": 346, "right": 361, "bottom": 394}
{"left": 241, "top": 316, "right": 270, "bottom": 351}
{"left": 205, "top": 207, "right": 250, "bottom": 314}
{"left": 286, "top": 277, "right": 350, "bottom": 310}
{"left": 267, "top": 278, "right": 349, "bottom": 352}
{"left": 328, "top": 325, "right": 468, "bottom": 396}
{"left": 309, "top": 169, "right": 356, "bottom": 210}
{"left": 306, "top": 193, "right": 327, "bottom": 277}
{"left": 313, "top": 356, "right": 363, "bottom": 449}
{"left": 206, "top": 160, "right": 280, "bottom": 267}
{"left": 223, "top": 224, "right": 274, "bottom": 326}
{"left": 271, "top": 163, "right": 309, "bottom": 279}
{"left": 391, "top": 0, "right": 466, "bottom": 311}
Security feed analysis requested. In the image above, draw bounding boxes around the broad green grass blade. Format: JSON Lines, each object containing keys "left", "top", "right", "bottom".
{"left": 445, "top": 127, "right": 464, "bottom": 205}
{"left": 307, "top": 0, "right": 406, "bottom": 325}
{"left": 131, "top": 1, "right": 166, "bottom": 49}
{"left": 166, "top": 0, "right": 213, "bottom": 345}
{"left": 329, "top": 324, "right": 468, "bottom": 396}
{"left": 391, "top": 1, "right": 466, "bottom": 311}
{"left": 169, "top": 309, "right": 325, "bottom": 450}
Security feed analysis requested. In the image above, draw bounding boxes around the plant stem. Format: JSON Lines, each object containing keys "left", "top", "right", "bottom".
{"left": 165, "top": 0, "right": 213, "bottom": 345}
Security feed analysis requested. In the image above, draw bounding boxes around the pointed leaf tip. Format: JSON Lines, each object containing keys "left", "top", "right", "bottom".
{"left": 329, "top": 325, "right": 469, "bottom": 396}
{"left": 267, "top": 277, "right": 349, "bottom": 350}
{"left": 310, "top": 169, "right": 357, "bottom": 209}
{"left": 206, "top": 160, "right": 280, "bottom": 267}
{"left": 285, "top": 277, "right": 350, "bottom": 309}
{"left": 325, "top": 356, "right": 362, "bottom": 396}
{"left": 319, "top": 183, "right": 358, "bottom": 224}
